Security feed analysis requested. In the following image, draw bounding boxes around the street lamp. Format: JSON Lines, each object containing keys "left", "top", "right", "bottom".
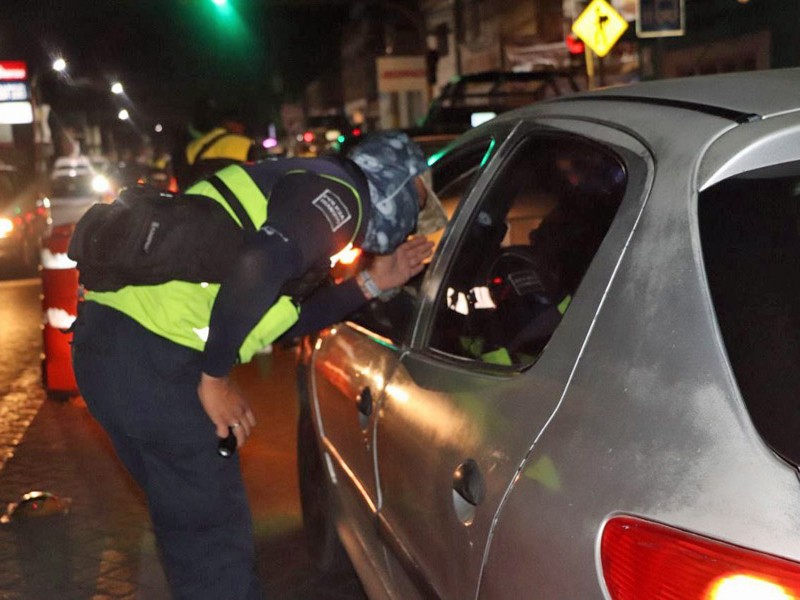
{"left": 110, "top": 82, "right": 124, "bottom": 95}
{"left": 52, "top": 58, "right": 67, "bottom": 73}
{"left": 117, "top": 108, "right": 130, "bottom": 121}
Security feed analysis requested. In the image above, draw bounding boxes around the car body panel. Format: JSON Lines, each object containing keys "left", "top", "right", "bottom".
{"left": 300, "top": 69, "right": 800, "bottom": 600}
{"left": 479, "top": 110, "right": 800, "bottom": 599}
{"left": 310, "top": 323, "right": 403, "bottom": 575}
{"left": 588, "top": 68, "right": 800, "bottom": 118}
{"left": 374, "top": 121, "right": 655, "bottom": 599}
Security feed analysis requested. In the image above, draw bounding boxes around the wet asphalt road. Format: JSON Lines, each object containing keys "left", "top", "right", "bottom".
{"left": 0, "top": 274, "right": 368, "bottom": 599}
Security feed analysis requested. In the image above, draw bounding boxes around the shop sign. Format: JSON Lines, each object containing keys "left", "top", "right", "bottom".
{"left": 0, "top": 82, "right": 28, "bottom": 102}
{"left": 0, "top": 61, "right": 27, "bottom": 81}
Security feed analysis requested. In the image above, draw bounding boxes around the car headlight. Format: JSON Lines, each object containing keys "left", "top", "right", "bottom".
{"left": 91, "top": 174, "right": 110, "bottom": 193}
{"left": 0, "top": 217, "right": 13, "bottom": 238}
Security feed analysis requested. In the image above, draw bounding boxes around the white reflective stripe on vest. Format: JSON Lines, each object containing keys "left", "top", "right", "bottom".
{"left": 46, "top": 307, "right": 76, "bottom": 329}
{"left": 40, "top": 248, "right": 77, "bottom": 269}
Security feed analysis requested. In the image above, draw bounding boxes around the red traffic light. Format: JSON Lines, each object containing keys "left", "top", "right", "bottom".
{"left": 566, "top": 33, "right": 585, "bottom": 55}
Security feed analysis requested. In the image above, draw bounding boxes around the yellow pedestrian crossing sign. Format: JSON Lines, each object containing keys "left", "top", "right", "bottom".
{"left": 572, "top": 0, "right": 629, "bottom": 58}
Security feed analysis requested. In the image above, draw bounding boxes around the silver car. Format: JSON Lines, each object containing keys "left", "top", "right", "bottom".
{"left": 296, "top": 68, "right": 800, "bottom": 599}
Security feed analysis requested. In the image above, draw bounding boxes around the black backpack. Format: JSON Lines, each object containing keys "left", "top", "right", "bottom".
{"left": 68, "top": 176, "right": 334, "bottom": 301}
{"left": 68, "top": 176, "right": 252, "bottom": 292}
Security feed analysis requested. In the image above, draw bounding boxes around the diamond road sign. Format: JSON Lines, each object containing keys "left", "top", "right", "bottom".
{"left": 572, "top": 0, "right": 629, "bottom": 58}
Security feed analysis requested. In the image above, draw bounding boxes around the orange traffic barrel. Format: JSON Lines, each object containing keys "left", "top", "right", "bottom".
{"left": 40, "top": 224, "right": 79, "bottom": 399}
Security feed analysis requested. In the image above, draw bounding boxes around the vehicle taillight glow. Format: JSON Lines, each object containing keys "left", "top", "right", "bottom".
{"left": 0, "top": 217, "right": 13, "bottom": 237}
{"left": 91, "top": 174, "right": 111, "bottom": 193}
{"left": 601, "top": 516, "right": 800, "bottom": 599}
{"left": 336, "top": 246, "right": 361, "bottom": 265}
{"left": 302, "top": 131, "right": 315, "bottom": 143}
{"left": 329, "top": 243, "right": 360, "bottom": 267}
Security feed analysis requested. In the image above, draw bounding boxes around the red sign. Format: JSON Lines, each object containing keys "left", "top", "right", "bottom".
{"left": 0, "top": 61, "right": 27, "bottom": 81}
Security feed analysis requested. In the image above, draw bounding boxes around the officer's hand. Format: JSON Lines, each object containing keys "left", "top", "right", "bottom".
{"left": 369, "top": 235, "right": 434, "bottom": 292}
{"left": 198, "top": 373, "right": 257, "bottom": 448}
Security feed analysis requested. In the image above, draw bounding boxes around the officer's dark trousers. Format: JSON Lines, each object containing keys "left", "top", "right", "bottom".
{"left": 72, "top": 301, "right": 264, "bottom": 600}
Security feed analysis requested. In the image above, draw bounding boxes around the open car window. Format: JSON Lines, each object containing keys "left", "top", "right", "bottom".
{"left": 344, "top": 135, "right": 499, "bottom": 346}
{"left": 427, "top": 132, "right": 628, "bottom": 369}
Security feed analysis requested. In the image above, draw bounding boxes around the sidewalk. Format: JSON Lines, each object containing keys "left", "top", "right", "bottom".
{"left": 0, "top": 349, "right": 366, "bottom": 600}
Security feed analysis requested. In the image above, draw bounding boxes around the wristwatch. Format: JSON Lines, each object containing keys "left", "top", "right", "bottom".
{"left": 358, "top": 270, "right": 382, "bottom": 299}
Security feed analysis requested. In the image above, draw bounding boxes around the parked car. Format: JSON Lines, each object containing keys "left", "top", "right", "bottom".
{"left": 295, "top": 68, "right": 800, "bottom": 599}
{"left": 294, "top": 113, "right": 358, "bottom": 157}
{"left": 47, "top": 166, "right": 114, "bottom": 227}
{"left": 423, "top": 68, "right": 580, "bottom": 131}
{"left": 0, "top": 163, "right": 50, "bottom": 273}
{"left": 338, "top": 70, "right": 581, "bottom": 161}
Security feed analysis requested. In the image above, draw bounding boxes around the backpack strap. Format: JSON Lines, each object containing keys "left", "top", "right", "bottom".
{"left": 207, "top": 175, "right": 257, "bottom": 234}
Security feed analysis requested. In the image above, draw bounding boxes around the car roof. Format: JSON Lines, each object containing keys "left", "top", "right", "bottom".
{"left": 575, "top": 68, "right": 800, "bottom": 120}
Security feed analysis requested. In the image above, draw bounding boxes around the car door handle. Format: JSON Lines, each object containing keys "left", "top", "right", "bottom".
{"left": 452, "top": 459, "right": 486, "bottom": 506}
{"left": 356, "top": 386, "right": 373, "bottom": 416}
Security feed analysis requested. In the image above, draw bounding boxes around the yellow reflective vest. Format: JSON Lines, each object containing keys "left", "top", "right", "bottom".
{"left": 85, "top": 165, "right": 300, "bottom": 364}
{"left": 185, "top": 127, "right": 252, "bottom": 165}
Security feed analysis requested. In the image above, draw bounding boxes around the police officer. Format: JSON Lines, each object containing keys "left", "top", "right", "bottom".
{"left": 71, "top": 131, "right": 435, "bottom": 599}
{"left": 176, "top": 108, "right": 267, "bottom": 190}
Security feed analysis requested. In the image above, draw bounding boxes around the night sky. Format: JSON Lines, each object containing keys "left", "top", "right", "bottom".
{"left": 0, "top": 0, "right": 349, "bottom": 129}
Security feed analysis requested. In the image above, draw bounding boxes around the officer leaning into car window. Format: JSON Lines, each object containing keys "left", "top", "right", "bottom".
{"left": 71, "top": 131, "right": 435, "bottom": 600}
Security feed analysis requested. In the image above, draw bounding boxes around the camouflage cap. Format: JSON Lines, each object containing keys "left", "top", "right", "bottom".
{"left": 348, "top": 131, "right": 428, "bottom": 254}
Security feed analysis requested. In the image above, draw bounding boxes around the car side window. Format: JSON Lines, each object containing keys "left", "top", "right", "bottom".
{"left": 699, "top": 164, "right": 800, "bottom": 465}
{"left": 347, "top": 137, "right": 498, "bottom": 345}
{"left": 428, "top": 132, "right": 627, "bottom": 368}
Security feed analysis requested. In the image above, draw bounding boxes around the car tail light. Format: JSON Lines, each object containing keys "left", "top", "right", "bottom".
{"left": 601, "top": 516, "right": 800, "bottom": 599}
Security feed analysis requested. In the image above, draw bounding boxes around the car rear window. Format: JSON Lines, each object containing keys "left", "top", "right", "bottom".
{"left": 699, "top": 166, "right": 800, "bottom": 465}
{"left": 50, "top": 175, "right": 94, "bottom": 198}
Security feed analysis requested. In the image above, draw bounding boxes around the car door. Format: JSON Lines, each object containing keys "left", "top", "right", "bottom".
{"left": 373, "top": 120, "right": 653, "bottom": 599}
{"left": 309, "top": 131, "right": 505, "bottom": 571}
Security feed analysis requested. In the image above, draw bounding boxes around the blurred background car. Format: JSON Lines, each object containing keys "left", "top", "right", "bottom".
{"left": 337, "top": 69, "right": 579, "bottom": 161}
{"left": 294, "top": 113, "right": 359, "bottom": 156}
{"left": 0, "top": 162, "right": 50, "bottom": 275}
{"left": 47, "top": 159, "right": 115, "bottom": 227}
{"left": 423, "top": 68, "right": 579, "bottom": 131}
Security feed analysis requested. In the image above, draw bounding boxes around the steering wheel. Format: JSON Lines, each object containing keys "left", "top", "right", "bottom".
{"left": 486, "top": 245, "right": 563, "bottom": 358}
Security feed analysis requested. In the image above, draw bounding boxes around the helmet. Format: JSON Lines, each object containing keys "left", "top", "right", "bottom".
{"left": 348, "top": 131, "right": 428, "bottom": 254}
